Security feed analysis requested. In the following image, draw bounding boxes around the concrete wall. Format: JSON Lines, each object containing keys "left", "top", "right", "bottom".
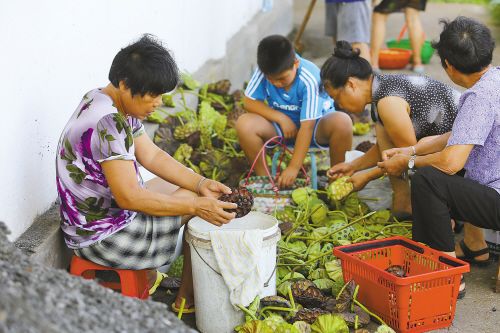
{"left": 0, "top": 0, "right": 293, "bottom": 241}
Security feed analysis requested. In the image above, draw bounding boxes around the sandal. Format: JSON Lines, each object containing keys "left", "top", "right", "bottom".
{"left": 148, "top": 271, "right": 168, "bottom": 295}
{"left": 458, "top": 276, "right": 466, "bottom": 299}
{"left": 171, "top": 301, "right": 195, "bottom": 314}
{"left": 457, "top": 239, "right": 491, "bottom": 267}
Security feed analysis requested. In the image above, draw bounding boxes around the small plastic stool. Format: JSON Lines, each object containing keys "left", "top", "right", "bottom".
{"left": 69, "top": 255, "right": 149, "bottom": 299}
{"left": 271, "top": 148, "right": 320, "bottom": 189}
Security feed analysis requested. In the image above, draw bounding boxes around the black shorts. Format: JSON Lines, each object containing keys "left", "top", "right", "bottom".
{"left": 374, "top": 0, "right": 427, "bottom": 14}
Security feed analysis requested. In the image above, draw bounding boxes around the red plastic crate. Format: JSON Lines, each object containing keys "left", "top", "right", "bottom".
{"left": 333, "top": 236, "right": 469, "bottom": 333}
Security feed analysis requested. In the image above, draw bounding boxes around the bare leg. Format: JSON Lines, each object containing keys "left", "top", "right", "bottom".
{"left": 370, "top": 12, "right": 388, "bottom": 70}
{"left": 145, "top": 177, "right": 197, "bottom": 308}
{"left": 405, "top": 8, "right": 424, "bottom": 67}
{"left": 375, "top": 123, "right": 414, "bottom": 214}
{"left": 352, "top": 42, "right": 371, "bottom": 64}
{"left": 315, "top": 112, "right": 353, "bottom": 166}
{"left": 454, "top": 223, "right": 489, "bottom": 261}
{"left": 236, "top": 113, "right": 278, "bottom": 176}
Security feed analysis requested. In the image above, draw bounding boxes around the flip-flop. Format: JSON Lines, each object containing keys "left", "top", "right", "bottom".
{"left": 148, "top": 271, "right": 167, "bottom": 295}
{"left": 457, "top": 239, "right": 491, "bottom": 267}
{"left": 171, "top": 302, "right": 195, "bottom": 314}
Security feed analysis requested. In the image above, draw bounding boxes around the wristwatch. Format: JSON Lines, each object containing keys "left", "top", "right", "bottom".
{"left": 407, "top": 155, "right": 417, "bottom": 178}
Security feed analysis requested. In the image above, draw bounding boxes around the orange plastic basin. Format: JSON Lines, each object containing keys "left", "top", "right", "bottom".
{"left": 378, "top": 48, "right": 412, "bottom": 70}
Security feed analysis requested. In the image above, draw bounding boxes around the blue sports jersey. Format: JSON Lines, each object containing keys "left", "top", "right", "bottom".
{"left": 244, "top": 55, "right": 335, "bottom": 127}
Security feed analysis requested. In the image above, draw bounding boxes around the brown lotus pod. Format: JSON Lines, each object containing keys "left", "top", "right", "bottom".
{"left": 355, "top": 140, "right": 375, "bottom": 153}
{"left": 290, "top": 308, "right": 329, "bottom": 324}
{"left": 207, "top": 79, "right": 231, "bottom": 95}
{"left": 292, "top": 279, "right": 326, "bottom": 308}
{"left": 339, "top": 305, "right": 371, "bottom": 327}
{"left": 386, "top": 265, "right": 407, "bottom": 278}
{"left": 219, "top": 187, "right": 254, "bottom": 218}
{"left": 320, "top": 297, "right": 337, "bottom": 312}
{"left": 278, "top": 222, "right": 294, "bottom": 235}
{"left": 336, "top": 280, "right": 356, "bottom": 313}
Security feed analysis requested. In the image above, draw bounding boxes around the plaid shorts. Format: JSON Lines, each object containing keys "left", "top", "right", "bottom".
{"left": 75, "top": 213, "right": 182, "bottom": 270}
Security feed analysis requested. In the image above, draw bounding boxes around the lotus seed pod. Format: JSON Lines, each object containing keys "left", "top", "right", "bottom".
{"left": 327, "top": 177, "right": 354, "bottom": 201}
{"left": 292, "top": 187, "right": 316, "bottom": 206}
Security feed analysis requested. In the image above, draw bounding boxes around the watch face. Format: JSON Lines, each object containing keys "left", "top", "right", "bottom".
{"left": 408, "top": 157, "right": 415, "bottom": 169}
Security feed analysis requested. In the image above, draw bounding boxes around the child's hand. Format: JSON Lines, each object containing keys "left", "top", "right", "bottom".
{"left": 278, "top": 166, "right": 299, "bottom": 188}
{"left": 278, "top": 115, "right": 298, "bottom": 139}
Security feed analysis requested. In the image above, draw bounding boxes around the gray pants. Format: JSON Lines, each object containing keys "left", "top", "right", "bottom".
{"left": 325, "top": 1, "right": 372, "bottom": 44}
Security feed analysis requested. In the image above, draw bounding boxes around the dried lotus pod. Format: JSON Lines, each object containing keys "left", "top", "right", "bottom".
{"left": 292, "top": 279, "right": 326, "bottom": 308}
{"left": 386, "top": 265, "right": 407, "bottom": 277}
{"left": 339, "top": 305, "right": 371, "bottom": 327}
{"left": 327, "top": 177, "right": 354, "bottom": 201}
{"left": 355, "top": 140, "right": 374, "bottom": 153}
{"left": 336, "top": 280, "right": 356, "bottom": 313}
{"left": 290, "top": 308, "right": 329, "bottom": 324}
{"left": 219, "top": 187, "right": 254, "bottom": 218}
{"left": 207, "top": 79, "right": 231, "bottom": 95}
{"left": 278, "top": 222, "right": 294, "bottom": 235}
{"left": 260, "top": 295, "right": 291, "bottom": 309}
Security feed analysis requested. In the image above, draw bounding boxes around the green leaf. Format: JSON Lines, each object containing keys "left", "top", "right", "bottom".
{"left": 64, "top": 139, "right": 76, "bottom": 161}
{"left": 180, "top": 72, "right": 200, "bottom": 90}
{"left": 76, "top": 228, "right": 97, "bottom": 236}
{"left": 66, "top": 164, "right": 81, "bottom": 173}
{"left": 105, "top": 134, "right": 116, "bottom": 142}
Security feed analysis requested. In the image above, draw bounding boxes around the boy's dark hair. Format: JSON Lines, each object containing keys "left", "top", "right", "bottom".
{"left": 432, "top": 17, "right": 494, "bottom": 74}
{"left": 109, "top": 34, "right": 179, "bottom": 96}
{"left": 320, "top": 41, "right": 372, "bottom": 89}
{"left": 257, "top": 35, "right": 296, "bottom": 75}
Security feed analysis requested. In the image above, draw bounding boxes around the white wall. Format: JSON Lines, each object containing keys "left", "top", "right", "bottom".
{"left": 0, "top": 0, "right": 281, "bottom": 240}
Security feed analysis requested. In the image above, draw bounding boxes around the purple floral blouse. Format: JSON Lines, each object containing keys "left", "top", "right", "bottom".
{"left": 56, "top": 89, "right": 145, "bottom": 249}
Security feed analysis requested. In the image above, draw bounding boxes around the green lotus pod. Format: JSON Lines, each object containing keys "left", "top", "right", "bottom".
{"left": 369, "top": 209, "right": 392, "bottom": 224}
{"left": 350, "top": 227, "right": 373, "bottom": 241}
{"left": 173, "top": 122, "right": 198, "bottom": 140}
{"left": 292, "top": 187, "right": 316, "bottom": 206}
{"left": 327, "top": 177, "right": 354, "bottom": 201}
{"left": 172, "top": 143, "right": 193, "bottom": 164}
{"left": 342, "top": 193, "right": 369, "bottom": 217}
{"left": 313, "top": 278, "right": 335, "bottom": 294}
{"left": 352, "top": 122, "right": 371, "bottom": 135}
{"left": 310, "top": 200, "right": 328, "bottom": 224}
{"left": 161, "top": 94, "right": 175, "bottom": 107}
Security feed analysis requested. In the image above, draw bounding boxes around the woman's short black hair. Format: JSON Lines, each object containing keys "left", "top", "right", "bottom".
{"left": 109, "top": 34, "right": 179, "bottom": 96}
{"left": 432, "top": 16, "right": 494, "bottom": 74}
{"left": 320, "top": 41, "right": 372, "bottom": 89}
{"left": 257, "top": 35, "right": 295, "bottom": 75}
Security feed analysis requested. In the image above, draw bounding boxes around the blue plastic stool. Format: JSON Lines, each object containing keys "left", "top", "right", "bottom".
{"left": 271, "top": 148, "right": 320, "bottom": 190}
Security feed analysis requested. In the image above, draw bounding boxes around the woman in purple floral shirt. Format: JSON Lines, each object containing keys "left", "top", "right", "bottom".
{"left": 56, "top": 35, "right": 237, "bottom": 311}
{"left": 379, "top": 17, "right": 500, "bottom": 295}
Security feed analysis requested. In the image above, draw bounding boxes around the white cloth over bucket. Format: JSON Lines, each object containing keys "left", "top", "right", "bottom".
{"left": 210, "top": 229, "right": 263, "bottom": 307}
{"left": 187, "top": 212, "right": 280, "bottom": 333}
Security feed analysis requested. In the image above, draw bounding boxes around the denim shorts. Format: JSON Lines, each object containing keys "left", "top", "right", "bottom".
{"left": 267, "top": 118, "right": 329, "bottom": 150}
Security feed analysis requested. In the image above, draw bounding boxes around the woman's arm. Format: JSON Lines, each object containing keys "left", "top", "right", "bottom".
{"left": 134, "top": 133, "right": 203, "bottom": 192}
{"left": 101, "top": 159, "right": 237, "bottom": 225}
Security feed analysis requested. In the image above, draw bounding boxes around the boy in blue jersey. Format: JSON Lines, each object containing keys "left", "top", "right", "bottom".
{"left": 236, "top": 35, "right": 353, "bottom": 188}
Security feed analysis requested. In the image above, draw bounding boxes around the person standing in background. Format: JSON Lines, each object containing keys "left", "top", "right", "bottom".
{"left": 370, "top": 0, "right": 427, "bottom": 73}
{"left": 325, "top": 0, "right": 372, "bottom": 62}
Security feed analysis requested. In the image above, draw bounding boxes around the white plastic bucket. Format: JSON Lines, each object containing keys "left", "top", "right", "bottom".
{"left": 186, "top": 211, "right": 280, "bottom": 333}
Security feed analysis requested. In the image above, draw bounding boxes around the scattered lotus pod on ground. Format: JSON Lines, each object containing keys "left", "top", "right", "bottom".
{"left": 335, "top": 280, "right": 357, "bottom": 313}
{"left": 290, "top": 308, "right": 329, "bottom": 324}
{"left": 327, "top": 177, "right": 354, "bottom": 201}
{"left": 352, "top": 122, "right": 371, "bottom": 135}
{"left": 260, "top": 295, "right": 292, "bottom": 309}
{"left": 173, "top": 122, "right": 198, "bottom": 140}
{"left": 339, "top": 305, "right": 371, "bottom": 327}
{"left": 173, "top": 143, "right": 193, "bottom": 164}
{"left": 219, "top": 187, "right": 254, "bottom": 218}
{"left": 278, "top": 222, "right": 294, "bottom": 235}
{"left": 291, "top": 279, "right": 326, "bottom": 308}
{"left": 207, "top": 79, "right": 231, "bottom": 95}
{"left": 292, "top": 187, "right": 317, "bottom": 206}
{"left": 355, "top": 140, "right": 374, "bottom": 153}
{"left": 310, "top": 198, "right": 328, "bottom": 224}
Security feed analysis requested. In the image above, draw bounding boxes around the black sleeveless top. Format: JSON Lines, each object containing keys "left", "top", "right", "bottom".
{"left": 371, "top": 74, "right": 461, "bottom": 140}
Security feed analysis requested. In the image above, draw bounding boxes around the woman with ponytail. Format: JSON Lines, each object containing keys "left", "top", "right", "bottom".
{"left": 321, "top": 41, "right": 460, "bottom": 217}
